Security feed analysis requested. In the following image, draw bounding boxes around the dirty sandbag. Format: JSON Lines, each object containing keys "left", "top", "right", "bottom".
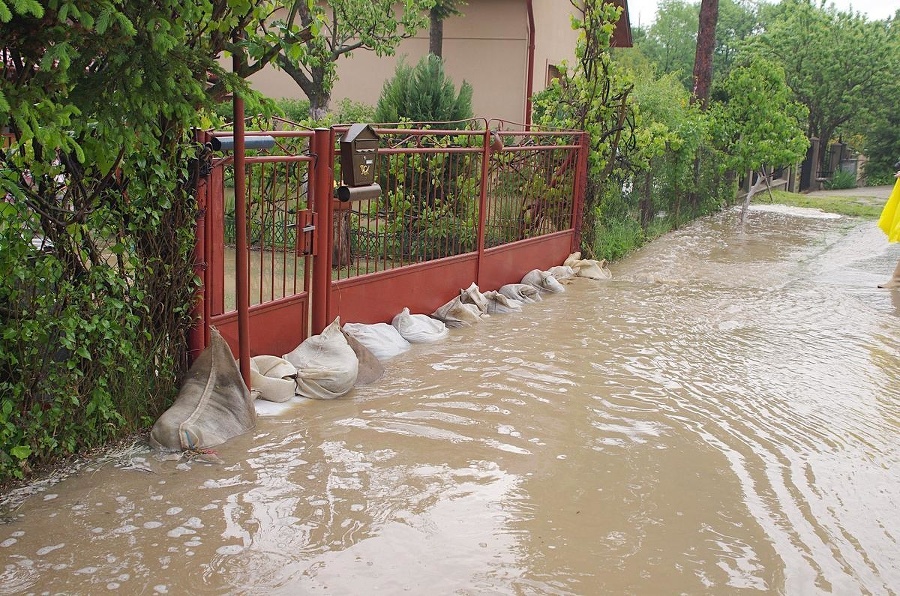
{"left": 498, "top": 283, "right": 543, "bottom": 303}
{"left": 482, "top": 290, "right": 524, "bottom": 314}
{"left": 342, "top": 322, "right": 411, "bottom": 361}
{"left": 432, "top": 295, "right": 483, "bottom": 328}
{"left": 283, "top": 317, "right": 358, "bottom": 400}
{"left": 250, "top": 355, "right": 297, "bottom": 403}
{"left": 564, "top": 252, "right": 612, "bottom": 280}
{"left": 341, "top": 329, "right": 384, "bottom": 385}
{"left": 547, "top": 265, "right": 576, "bottom": 281}
{"left": 521, "top": 268, "right": 565, "bottom": 293}
{"left": 460, "top": 282, "right": 490, "bottom": 314}
{"left": 150, "top": 327, "right": 256, "bottom": 452}
{"left": 392, "top": 307, "right": 449, "bottom": 343}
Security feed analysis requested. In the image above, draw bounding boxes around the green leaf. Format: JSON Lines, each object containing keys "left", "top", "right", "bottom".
{"left": 10, "top": 445, "right": 32, "bottom": 460}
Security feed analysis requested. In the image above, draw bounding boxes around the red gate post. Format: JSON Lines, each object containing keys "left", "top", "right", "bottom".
{"left": 571, "top": 131, "right": 590, "bottom": 252}
{"left": 311, "top": 128, "right": 335, "bottom": 334}
{"left": 475, "top": 127, "right": 492, "bottom": 287}
{"left": 233, "top": 54, "right": 251, "bottom": 388}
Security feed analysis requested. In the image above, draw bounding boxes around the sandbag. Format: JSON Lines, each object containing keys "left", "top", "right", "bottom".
{"left": 283, "top": 317, "right": 358, "bottom": 400}
{"left": 460, "top": 282, "right": 490, "bottom": 314}
{"left": 250, "top": 355, "right": 297, "bottom": 403}
{"left": 432, "top": 295, "right": 483, "bottom": 328}
{"left": 392, "top": 307, "right": 449, "bottom": 343}
{"left": 521, "top": 268, "right": 565, "bottom": 293}
{"left": 341, "top": 329, "right": 385, "bottom": 385}
{"left": 150, "top": 327, "right": 256, "bottom": 451}
{"left": 482, "top": 290, "right": 523, "bottom": 314}
{"left": 564, "top": 252, "right": 612, "bottom": 280}
{"left": 547, "top": 265, "right": 576, "bottom": 281}
{"left": 342, "top": 322, "right": 411, "bottom": 360}
{"left": 498, "top": 283, "right": 543, "bottom": 303}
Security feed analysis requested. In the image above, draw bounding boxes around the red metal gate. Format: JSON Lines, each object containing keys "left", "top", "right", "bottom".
{"left": 191, "top": 120, "right": 588, "bottom": 387}
{"left": 191, "top": 124, "right": 319, "bottom": 363}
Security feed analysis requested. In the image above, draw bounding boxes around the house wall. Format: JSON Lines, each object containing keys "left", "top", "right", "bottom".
{"left": 532, "top": 0, "right": 580, "bottom": 87}
{"left": 246, "top": 0, "right": 580, "bottom": 123}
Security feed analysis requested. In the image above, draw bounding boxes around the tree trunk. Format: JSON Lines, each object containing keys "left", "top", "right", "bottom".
{"left": 691, "top": 0, "right": 719, "bottom": 108}
{"left": 429, "top": 9, "right": 444, "bottom": 57}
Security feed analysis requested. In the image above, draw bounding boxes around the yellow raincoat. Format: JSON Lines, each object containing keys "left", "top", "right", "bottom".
{"left": 877, "top": 178, "right": 900, "bottom": 242}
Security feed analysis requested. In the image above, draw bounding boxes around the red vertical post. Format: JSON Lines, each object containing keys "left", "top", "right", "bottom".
{"left": 311, "top": 128, "right": 335, "bottom": 334}
{"left": 233, "top": 53, "right": 251, "bottom": 389}
{"left": 475, "top": 127, "right": 492, "bottom": 288}
{"left": 571, "top": 131, "right": 590, "bottom": 252}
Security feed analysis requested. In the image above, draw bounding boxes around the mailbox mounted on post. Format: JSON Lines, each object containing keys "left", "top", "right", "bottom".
{"left": 337, "top": 123, "right": 381, "bottom": 202}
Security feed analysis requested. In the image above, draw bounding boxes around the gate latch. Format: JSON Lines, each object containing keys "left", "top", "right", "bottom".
{"left": 296, "top": 209, "right": 317, "bottom": 256}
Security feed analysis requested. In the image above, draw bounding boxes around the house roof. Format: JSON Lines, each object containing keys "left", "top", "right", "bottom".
{"left": 610, "top": 0, "right": 634, "bottom": 48}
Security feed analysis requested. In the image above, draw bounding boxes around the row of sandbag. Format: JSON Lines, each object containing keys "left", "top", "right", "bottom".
{"left": 248, "top": 254, "right": 608, "bottom": 402}
{"left": 149, "top": 254, "right": 609, "bottom": 451}
{"left": 341, "top": 252, "right": 610, "bottom": 361}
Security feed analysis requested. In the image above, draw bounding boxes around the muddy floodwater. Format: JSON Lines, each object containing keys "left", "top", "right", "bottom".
{"left": 2, "top": 204, "right": 899, "bottom": 595}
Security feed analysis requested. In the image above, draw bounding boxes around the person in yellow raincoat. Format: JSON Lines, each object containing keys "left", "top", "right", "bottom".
{"left": 877, "top": 166, "right": 900, "bottom": 288}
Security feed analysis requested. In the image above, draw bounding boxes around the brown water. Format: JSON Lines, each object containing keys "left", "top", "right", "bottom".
{"left": 2, "top": 205, "right": 899, "bottom": 595}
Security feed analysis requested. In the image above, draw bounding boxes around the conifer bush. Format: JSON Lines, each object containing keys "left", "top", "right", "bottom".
{"left": 374, "top": 55, "right": 474, "bottom": 126}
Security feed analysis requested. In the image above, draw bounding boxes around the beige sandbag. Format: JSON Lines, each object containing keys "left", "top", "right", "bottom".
{"left": 250, "top": 355, "right": 297, "bottom": 403}
{"left": 341, "top": 329, "right": 385, "bottom": 385}
{"left": 432, "top": 295, "right": 483, "bottom": 328}
{"left": 521, "top": 268, "right": 565, "bottom": 293}
{"left": 342, "top": 322, "right": 411, "bottom": 360}
{"left": 482, "top": 290, "right": 524, "bottom": 314}
{"left": 392, "top": 307, "right": 449, "bottom": 342}
{"left": 150, "top": 327, "right": 256, "bottom": 452}
{"left": 283, "top": 317, "right": 359, "bottom": 400}
{"left": 460, "top": 282, "right": 490, "bottom": 314}
{"left": 547, "top": 265, "right": 576, "bottom": 281}
{"left": 498, "top": 283, "right": 542, "bottom": 303}
{"left": 564, "top": 252, "right": 612, "bottom": 280}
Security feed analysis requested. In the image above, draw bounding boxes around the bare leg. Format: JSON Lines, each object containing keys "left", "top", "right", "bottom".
{"left": 878, "top": 256, "right": 900, "bottom": 288}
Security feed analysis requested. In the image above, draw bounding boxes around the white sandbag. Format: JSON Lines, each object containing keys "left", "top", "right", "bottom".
{"left": 498, "top": 283, "right": 543, "bottom": 303}
{"left": 521, "top": 268, "right": 565, "bottom": 293}
{"left": 250, "top": 355, "right": 297, "bottom": 403}
{"left": 432, "top": 295, "right": 483, "bottom": 328}
{"left": 482, "top": 290, "right": 523, "bottom": 314}
{"left": 341, "top": 329, "right": 384, "bottom": 385}
{"left": 342, "top": 322, "right": 411, "bottom": 360}
{"left": 460, "top": 282, "right": 490, "bottom": 314}
{"left": 392, "top": 307, "right": 449, "bottom": 343}
{"left": 283, "top": 317, "right": 358, "bottom": 400}
{"left": 564, "top": 252, "right": 612, "bottom": 280}
{"left": 150, "top": 327, "right": 255, "bottom": 451}
{"left": 547, "top": 265, "right": 576, "bottom": 281}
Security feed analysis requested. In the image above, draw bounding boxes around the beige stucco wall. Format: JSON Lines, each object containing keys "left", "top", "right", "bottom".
{"left": 246, "top": 0, "right": 578, "bottom": 123}
{"left": 532, "top": 0, "right": 580, "bottom": 86}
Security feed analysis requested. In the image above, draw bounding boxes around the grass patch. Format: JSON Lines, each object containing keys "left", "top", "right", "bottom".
{"left": 762, "top": 189, "right": 883, "bottom": 219}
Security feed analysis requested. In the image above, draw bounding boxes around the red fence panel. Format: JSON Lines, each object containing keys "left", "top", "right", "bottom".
{"left": 192, "top": 120, "right": 588, "bottom": 377}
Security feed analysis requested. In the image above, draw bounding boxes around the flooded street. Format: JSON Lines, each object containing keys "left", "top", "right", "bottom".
{"left": 2, "top": 204, "right": 899, "bottom": 595}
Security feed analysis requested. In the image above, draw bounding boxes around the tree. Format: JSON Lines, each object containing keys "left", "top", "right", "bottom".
{"left": 429, "top": 0, "right": 466, "bottom": 57}
{"left": 710, "top": 56, "right": 809, "bottom": 217}
{"left": 749, "top": 0, "right": 899, "bottom": 171}
{"left": 249, "top": 0, "right": 433, "bottom": 120}
{"left": 374, "top": 54, "right": 473, "bottom": 125}
{"left": 634, "top": 0, "right": 759, "bottom": 92}
{"left": 636, "top": 0, "right": 699, "bottom": 87}
{"left": 532, "top": 0, "right": 633, "bottom": 257}
{"left": 691, "top": 0, "right": 719, "bottom": 106}
{"left": 0, "top": 0, "right": 275, "bottom": 479}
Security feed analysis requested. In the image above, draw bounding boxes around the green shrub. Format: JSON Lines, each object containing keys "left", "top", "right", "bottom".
{"left": 374, "top": 55, "right": 474, "bottom": 127}
{"left": 824, "top": 168, "right": 857, "bottom": 190}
